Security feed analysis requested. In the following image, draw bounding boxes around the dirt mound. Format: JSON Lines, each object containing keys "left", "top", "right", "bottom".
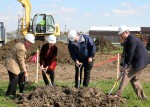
{"left": 0, "top": 39, "right": 22, "bottom": 64}
{"left": 0, "top": 39, "right": 73, "bottom": 64}
{"left": 95, "top": 36, "right": 120, "bottom": 52}
{"left": 55, "top": 42, "right": 73, "bottom": 64}
{"left": 15, "top": 86, "right": 122, "bottom": 107}
{"left": 0, "top": 37, "right": 119, "bottom": 64}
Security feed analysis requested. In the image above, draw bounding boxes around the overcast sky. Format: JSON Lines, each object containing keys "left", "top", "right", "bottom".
{"left": 0, "top": 0, "right": 150, "bottom": 32}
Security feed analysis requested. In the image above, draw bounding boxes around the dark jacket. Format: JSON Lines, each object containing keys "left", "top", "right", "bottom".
{"left": 40, "top": 43, "right": 57, "bottom": 70}
{"left": 124, "top": 34, "right": 149, "bottom": 71}
{"left": 68, "top": 34, "right": 96, "bottom": 62}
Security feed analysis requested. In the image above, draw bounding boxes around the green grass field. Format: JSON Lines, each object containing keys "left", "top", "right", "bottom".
{"left": 0, "top": 80, "right": 150, "bottom": 107}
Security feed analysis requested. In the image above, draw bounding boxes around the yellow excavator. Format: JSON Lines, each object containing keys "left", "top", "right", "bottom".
{"left": 17, "top": 0, "right": 60, "bottom": 39}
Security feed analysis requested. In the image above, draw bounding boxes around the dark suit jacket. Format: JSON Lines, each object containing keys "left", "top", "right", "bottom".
{"left": 124, "top": 35, "right": 149, "bottom": 71}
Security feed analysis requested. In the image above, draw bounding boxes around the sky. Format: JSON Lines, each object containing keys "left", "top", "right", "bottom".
{"left": 0, "top": 0, "right": 150, "bottom": 33}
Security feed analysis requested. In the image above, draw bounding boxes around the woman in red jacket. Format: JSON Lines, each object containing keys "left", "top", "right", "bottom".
{"left": 40, "top": 35, "right": 57, "bottom": 85}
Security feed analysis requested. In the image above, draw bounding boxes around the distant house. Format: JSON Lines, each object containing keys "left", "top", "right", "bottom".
{"left": 89, "top": 26, "right": 150, "bottom": 45}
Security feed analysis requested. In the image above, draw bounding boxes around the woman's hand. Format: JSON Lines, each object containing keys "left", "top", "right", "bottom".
{"left": 40, "top": 65, "right": 44, "bottom": 70}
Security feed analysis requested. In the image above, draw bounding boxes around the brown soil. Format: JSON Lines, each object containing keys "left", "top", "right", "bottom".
{"left": 0, "top": 39, "right": 73, "bottom": 64}
{"left": 0, "top": 39, "right": 150, "bottom": 107}
{"left": 95, "top": 36, "right": 120, "bottom": 52}
{"left": 15, "top": 86, "right": 122, "bottom": 107}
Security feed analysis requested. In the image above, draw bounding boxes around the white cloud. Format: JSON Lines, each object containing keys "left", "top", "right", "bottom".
{"left": 84, "top": 13, "right": 91, "bottom": 17}
{"left": 7, "top": 5, "right": 12, "bottom": 9}
{"left": 140, "top": 5, "right": 150, "bottom": 9}
{"left": 59, "top": 7, "right": 77, "bottom": 13}
{"left": 49, "top": 4, "right": 59, "bottom": 8}
{"left": 41, "top": 4, "right": 58, "bottom": 8}
{"left": 63, "top": 17, "right": 71, "bottom": 22}
{"left": 104, "top": 13, "right": 110, "bottom": 17}
{"left": 40, "top": 10, "right": 57, "bottom": 15}
{"left": 121, "top": 2, "right": 131, "bottom": 7}
{"left": 51, "top": 0, "right": 63, "bottom": 2}
{"left": 39, "top": 5, "right": 77, "bottom": 15}
{"left": 112, "top": 9, "right": 138, "bottom": 16}
{"left": 0, "top": 16, "right": 17, "bottom": 21}
{"left": 53, "top": 7, "right": 77, "bottom": 15}
{"left": 41, "top": 4, "right": 48, "bottom": 8}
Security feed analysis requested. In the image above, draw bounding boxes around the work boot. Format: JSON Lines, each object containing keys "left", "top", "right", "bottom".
{"left": 108, "top": 93, "right": 121, "bottom": 100}
{"left": 74, "top": 85, "right": 78, "bottom": 89}
{"left": 51, "top": 82, "right": 55, "bottom": 86}
{"left": 139, "top": 91, "right": 147, "bottom": 100}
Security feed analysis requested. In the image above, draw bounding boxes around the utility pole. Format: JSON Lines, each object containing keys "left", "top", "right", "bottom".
{"left": 65, "top": 25, "right": 66, "bottom": 35}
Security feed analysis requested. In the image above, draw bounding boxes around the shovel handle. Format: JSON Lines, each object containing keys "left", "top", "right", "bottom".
{"left": 77, "top": 65, "right": 82, "bottom": 89}
{"left": 42, "top": 70, "right": 53, "bottom": 86}
{"left": 108, "top": 73, "right": 123, "bottom": 95}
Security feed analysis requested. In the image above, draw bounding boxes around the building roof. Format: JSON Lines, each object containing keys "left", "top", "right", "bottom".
{"left": 90, "top": 26, "right": 141, "bottom": 31}
{"left": 89, "top": 26, "right": 150, "bottom": 36}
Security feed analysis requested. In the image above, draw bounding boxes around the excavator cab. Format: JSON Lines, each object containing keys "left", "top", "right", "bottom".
{"left": 32, "top": 14, "right": 56, "bottom": 36}
{"left": 18, "top": 0, "right": 60, "bottom": 39}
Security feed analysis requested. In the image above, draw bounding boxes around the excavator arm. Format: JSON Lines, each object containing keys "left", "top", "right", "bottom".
{"left": 17, "top": 0, "right": 31, "bottom": 36}
{"left": 17, "top": 0, "right": 60, "bottom": 37}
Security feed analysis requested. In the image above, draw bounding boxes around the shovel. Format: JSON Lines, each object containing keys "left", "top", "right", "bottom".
{"left": 77, "top": 65, "right": 82, "bottom": 89}
{"left": 108, "top": 72, "right": 123, "bottom": 95}
{"left": 19, "top": 72, "right": 32, "bottom": 93}
{"left": 42, "top": 68, "right": 53, "bottom": 86}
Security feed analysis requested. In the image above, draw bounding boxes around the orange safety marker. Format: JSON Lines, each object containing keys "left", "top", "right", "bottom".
{"left": 94, "top": 55, "right": 118, "bottom": 67}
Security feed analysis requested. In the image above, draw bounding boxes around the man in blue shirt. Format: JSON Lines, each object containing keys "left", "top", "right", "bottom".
{"left": 68, "top": 30, "right": 96, "bottom": 88}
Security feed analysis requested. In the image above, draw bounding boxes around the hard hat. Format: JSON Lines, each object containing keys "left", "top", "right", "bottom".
{"left": 25, "top": 33, "right": 35, "bottom": 43}
{"left": 118, "top": 25, "right": 129, "bottom": 35}
{"left": 45, "top": 35, "right": 56, "bottom": 44}
{"left": 68, "top": 30, "right": 77, "bottom": 41}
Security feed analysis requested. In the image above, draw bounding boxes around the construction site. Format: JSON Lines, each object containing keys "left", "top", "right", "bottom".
{"left": 0, "top": 38, "right": 123, "bottom": 106}
{"left": 1, "top": 35, "right": 150, "bottom": 106}
{"left": 1, "top": 0, "right": 150, "bottom": 107}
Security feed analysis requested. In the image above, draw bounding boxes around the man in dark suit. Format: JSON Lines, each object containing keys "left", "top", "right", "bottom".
{"left": 110, "top": 25, "right": 149, "bottom": 100}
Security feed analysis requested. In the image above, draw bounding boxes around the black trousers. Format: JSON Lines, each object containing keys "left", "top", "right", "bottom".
{"left": 6, "top": 70, "right": 25, "bottom": 96}
{"left": 42, "top": 70, "right": 55, "bottom": 85}
{"left": 75, "top": 61, "right": 93, "bottom": 88}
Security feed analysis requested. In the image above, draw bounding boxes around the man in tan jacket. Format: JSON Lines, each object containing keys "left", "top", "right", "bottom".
{"left": 4, "top": 33, "right": 35, "bottom": 96}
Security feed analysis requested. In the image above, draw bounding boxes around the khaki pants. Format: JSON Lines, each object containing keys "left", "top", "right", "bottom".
{"left": 116, "top": 67, "right": 147, "bottom": 100}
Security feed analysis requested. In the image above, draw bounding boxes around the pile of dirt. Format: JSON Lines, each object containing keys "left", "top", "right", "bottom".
{"left": 15, "top": 86, "right": 122, "bottom": 107}
{"left": 0, "top": 39, "right": 21, "bottom": 64}
{"left": 0, "top": 37, "right": 119, "bottom": 64}
{"left": 95, "top": 36, "right": 120, "bottom": 52}
{"left": 0, "top": 39, "right": 73, "bottom": 64}
{"left": 55, "top": 42, "right": 73, "bottom": 64}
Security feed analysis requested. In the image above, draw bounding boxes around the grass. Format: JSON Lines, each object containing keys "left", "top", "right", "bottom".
{"left": 0, "top": 80, "right": 150, "bottom": 107}
{"left": 89, "top": 80, "right": 150, "bottom": 107}
{"left": 0, "top": 81, "right": 17, "bottom": 107}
